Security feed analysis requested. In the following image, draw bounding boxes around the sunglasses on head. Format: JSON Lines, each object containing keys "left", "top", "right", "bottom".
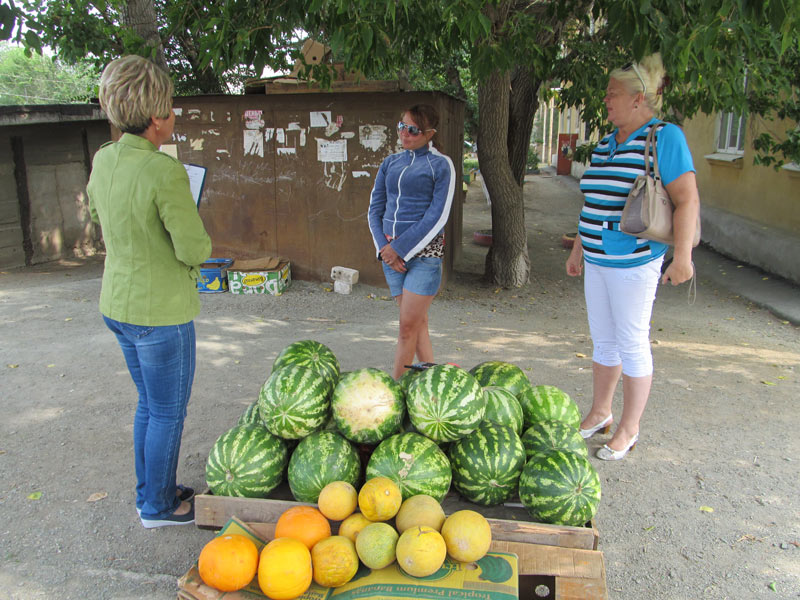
{"left": 621, "top": 62, "right": 647, "bottom": 95}
{"left": 397, "top": 121, "right": 424, "bottom": 136}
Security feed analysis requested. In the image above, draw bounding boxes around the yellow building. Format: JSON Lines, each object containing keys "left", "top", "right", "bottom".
{"left": 683, "top": 111, "right": 799, "bottom": 284}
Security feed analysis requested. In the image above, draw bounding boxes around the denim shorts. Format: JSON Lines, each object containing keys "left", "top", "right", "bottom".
{"left": 382, "top": 256, "right": 442, "bottom": 297}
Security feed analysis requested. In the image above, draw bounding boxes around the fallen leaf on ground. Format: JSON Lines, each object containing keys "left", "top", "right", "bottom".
{"left": 87, "top": 492, "right": 108, "bottom": 502}
{"left": 7, "top": 364, "right": 19, "bottom": 368}
{"left": 699, "top": 505, "right": 714, "bottom": 513}
{"left": 761, "top": 381, "right": 776, "bottom": 386}
{"left": 28, "top": 492, "right": 42, "bottom": 500}
{"left": 768, "top": 582, "right": 777, "bottom": 592}
{"left": 575, "top": 353, "right": 587, "bottom": 358}
{"left": 64, "top": 317, "right": 72, "bottom": 321}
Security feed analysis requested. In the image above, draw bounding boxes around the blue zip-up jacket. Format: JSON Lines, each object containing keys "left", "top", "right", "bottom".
{"left": 368, "top": 142, "right": 455, "bottom": 261}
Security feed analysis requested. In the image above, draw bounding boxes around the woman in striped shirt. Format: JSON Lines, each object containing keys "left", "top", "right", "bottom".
{"left": 566, "top": 54, "right": 700, "bottom": 461}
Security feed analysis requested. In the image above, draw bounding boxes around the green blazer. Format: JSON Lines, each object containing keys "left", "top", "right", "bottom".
{"left": 88, "top": 134, "right": 212, "bottom": 326}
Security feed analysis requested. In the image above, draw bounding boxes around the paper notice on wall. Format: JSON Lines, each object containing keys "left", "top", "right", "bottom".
{"left": 244, "top": 130, "right": 264, "bottom": 157}
{"left": 359, "top": 125, "right": 388, "bottom": 152}
{"left": 310, "top": 111, "right": 332, "bottom": 127}
{"left": 160, "top": 144, "right": 178, "bottom": 159}
{"left": 317, "top": 138, "right": 347, "bottom": 162}
{"left": 243, "top": 109, "right": 265, "bottom": 129}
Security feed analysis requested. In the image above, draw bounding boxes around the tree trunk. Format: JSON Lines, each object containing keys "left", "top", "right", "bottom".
{"left": 508, "top": 67, "right": 542, "bottom": 186}
{"left": 477, "top": 70, "right": 530, "bottom": 287}
{"left": 122, "top": 0, "right": 168, "bottom": 71}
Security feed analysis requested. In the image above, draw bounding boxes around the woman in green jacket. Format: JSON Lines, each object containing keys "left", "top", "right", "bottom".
{"left": 87, "top": 55, "right": 211, "bottom": 528}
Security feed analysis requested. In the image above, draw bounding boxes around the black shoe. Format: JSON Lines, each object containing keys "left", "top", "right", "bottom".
{"left": 140, "top": 502, "right": 195, "bottom": 528}
{"left": 136, "top": 485, "right": 195, "bottom": 516}
{"left": 176, "top": 485, "right": 195, "bottom": 503}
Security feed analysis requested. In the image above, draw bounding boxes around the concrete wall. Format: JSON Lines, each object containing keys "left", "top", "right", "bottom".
{"left": 0, "top": 105, "right": 109, "bottom": 268}
{"left": 683, "top": 112, "right": 800, "bottom": 284}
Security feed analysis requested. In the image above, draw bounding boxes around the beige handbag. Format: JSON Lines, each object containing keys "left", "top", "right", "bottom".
{"left": 620, "top": 124, "right": 701, "bottom": 247}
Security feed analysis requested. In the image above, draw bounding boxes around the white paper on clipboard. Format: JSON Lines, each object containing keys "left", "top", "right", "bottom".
{"left": 183, "top": 163, "right": 207, "bottom": 206}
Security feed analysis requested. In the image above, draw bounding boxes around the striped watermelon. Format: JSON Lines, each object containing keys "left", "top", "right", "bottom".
{"left": 273, "top": 340, "right": 340, "bottom": 389}
{"left": 517, "top": 385, "right": 581, "bottom": 430}
{"left": 518, "top": 450, "right": 601, "bottom": 526}
{"left": 258, "top": 363, "right": 330, "bottom": 439}
{"left": 366, "top": 432, "right": 452, "bottom": 502}
{"left": 406, "top": 364, "right": 485, "bottom": 442}
{"left": 205, "top": 424, "right": 288, "bottom": 498}
{"left": 468, "top": 361, "right": 533, "bottom": 398}
{"left": 397, "top": 368, "right": 422, "bottom": 395}
{"left": 482, "top": 386, "right": 524, "bottom": 435}
{"left": 521, "top": 420, "right": 588, "bottom": 462}
{"left": 449, "top": 422, "right": 526, "bottom": 506}
{"left": 332, "top": 368, "right": 405, "bottom": 444}
{"left": 237, "top": 400, "right": 261, "bottom": 426}
{"left": 287, "top": 430, "right": 360, "bottom": 503}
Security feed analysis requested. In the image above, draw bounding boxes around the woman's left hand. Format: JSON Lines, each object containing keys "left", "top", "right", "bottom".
{"left": 661, "top": 257, "right": 694, "bottom": 285}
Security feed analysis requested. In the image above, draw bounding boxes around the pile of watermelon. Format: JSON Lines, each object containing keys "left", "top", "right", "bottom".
{"left": 205, "top": 342, "right": 601, "bottom": 528}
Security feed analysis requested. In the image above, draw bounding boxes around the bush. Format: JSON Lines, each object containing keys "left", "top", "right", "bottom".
{"left": 526, "top": 147, "right": 539, "bottom": 169}
{"left": 463, "top": 157, "right": 479, "bottom": 171}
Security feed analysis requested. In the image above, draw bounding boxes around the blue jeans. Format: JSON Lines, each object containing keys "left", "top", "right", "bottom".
{"left": 103, "top": 316, "right": 196, "bottom": 519}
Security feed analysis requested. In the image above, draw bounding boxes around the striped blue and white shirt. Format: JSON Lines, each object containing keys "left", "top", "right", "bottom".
{"left": 578, "top": 118, "right": 695, "bottom": 268}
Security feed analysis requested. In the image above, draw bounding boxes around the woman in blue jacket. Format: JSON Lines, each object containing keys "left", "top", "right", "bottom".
{"left": 368, "top": 104, "right": 456, "bottom": 379}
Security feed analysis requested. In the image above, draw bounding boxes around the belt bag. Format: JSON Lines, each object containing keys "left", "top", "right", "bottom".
{"left": 620, "top": 124, "right": 701, "bottom": 247}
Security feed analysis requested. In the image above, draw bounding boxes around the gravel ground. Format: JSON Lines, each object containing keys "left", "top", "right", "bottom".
{"left": 0, "top": 173, "right": 798, "bottom": 599}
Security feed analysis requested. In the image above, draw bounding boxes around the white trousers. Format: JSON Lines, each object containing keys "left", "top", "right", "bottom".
{"left": 584, "top": 258, "right": 663, "bottom": 378}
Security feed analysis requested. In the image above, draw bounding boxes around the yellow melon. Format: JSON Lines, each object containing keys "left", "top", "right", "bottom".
{"left": 354, "top": 522, "right": 399, "bottom": 569}
{"left": 257, "top": 537, "right": 312, "bottom": 600}
{"left": 338, "top": 512, "right": 374, "bottom": 543}
{"left": 395, "top": 525, "right": 447, "bottom": 577}
{"left": 358, "top": 476, "right": 402, "bottom": 522}
{"left": 441, "top": 510, "right": 492, "bottom": 563}
{"left": 395, "top": 494, "right": 446, "bottom": 533}
{"left": 318, "top": 481, "right": 358, "bottom": 521}
{"left": 311, "top": 535, "right": 359, "bottom": 588}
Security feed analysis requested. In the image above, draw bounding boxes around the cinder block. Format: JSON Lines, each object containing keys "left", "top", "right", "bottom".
{"left": 333, "top": 280, "right": 353, "bottom": 295}
{"left": 331, "top": 266, "right": 359, "bottom": 284}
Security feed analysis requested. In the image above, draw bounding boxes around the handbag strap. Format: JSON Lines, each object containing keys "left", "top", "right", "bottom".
{"left": 645, "top": 121, "right": 665, "bottom": 181}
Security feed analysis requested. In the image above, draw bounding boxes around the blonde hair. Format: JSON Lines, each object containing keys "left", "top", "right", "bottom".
{"left": 610, "top": 53, "right": 666, "bottom": 114}
{"left": 98, "top": 55, "right": 174, "bottom": 134}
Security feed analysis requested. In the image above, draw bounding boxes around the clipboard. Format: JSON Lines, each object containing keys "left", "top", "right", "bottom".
{"left": 183, "top": 163, "right": 207, "bottom": 207}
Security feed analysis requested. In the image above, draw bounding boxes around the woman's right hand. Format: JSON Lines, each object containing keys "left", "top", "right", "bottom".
{"left": 380, "top": 244, "right": 407, "bottom": 273}
{"left": 566, "top": 242, "right": 583, "bottom": 276}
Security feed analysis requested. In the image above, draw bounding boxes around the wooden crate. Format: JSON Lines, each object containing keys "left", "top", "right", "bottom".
{"left": 239, "top": 522, "right": 607, "bottom": 600}
{"left": 195, "top": 487, "right": 599, "bottom": 551}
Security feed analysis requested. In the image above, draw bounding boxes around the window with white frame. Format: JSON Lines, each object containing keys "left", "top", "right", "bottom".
{"left": 717, "top": 112, "right": 746, "bottom": 153}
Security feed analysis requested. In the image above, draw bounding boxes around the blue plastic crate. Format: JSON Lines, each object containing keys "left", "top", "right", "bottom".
{"left": 197, "top": 258, "right": 234, "bottom": 293}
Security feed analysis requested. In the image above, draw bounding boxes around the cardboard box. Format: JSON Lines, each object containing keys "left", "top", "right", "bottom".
{"left": 228, "top": 257, "right": 291, "bottom": 295}
{"left": 198, "top": 258, "right": 234, "bottom": 293}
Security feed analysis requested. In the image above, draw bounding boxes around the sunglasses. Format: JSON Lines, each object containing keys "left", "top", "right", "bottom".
{"left": 397, "top": 121, "right": 425, "bottom": 136}
{"left": 621, "top": 62, "right": 647, "bottom": 95}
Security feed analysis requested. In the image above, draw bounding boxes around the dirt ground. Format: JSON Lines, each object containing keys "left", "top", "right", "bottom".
{"left": 1, "top": 173, "right": 798, "bottom": 600}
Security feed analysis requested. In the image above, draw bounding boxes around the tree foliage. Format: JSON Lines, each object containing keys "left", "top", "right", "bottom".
{"left": 0, "top": 42, "right": 98, "bottom": 104}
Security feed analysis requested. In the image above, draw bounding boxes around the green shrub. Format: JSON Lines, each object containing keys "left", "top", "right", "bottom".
{"left": 463, "top": 157, "right": 479, "bottom": 171}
